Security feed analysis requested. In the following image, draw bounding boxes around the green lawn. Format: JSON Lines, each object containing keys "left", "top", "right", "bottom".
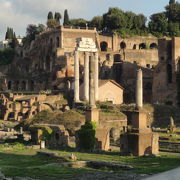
{"left": 0, "top": 144, "right": 180, "bottom": 179}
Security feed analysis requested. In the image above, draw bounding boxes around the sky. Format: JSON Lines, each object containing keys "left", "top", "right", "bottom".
{"left": 0, "top": 0, "right": 176, "bottom": 40}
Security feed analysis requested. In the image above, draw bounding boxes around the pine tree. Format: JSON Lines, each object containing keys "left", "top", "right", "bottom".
{"left": 63, "top": 9, "right": 69, "bottom": 26}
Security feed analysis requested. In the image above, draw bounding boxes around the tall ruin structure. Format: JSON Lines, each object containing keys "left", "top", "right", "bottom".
{"left": 120, "top": 69, "right": 159, "bottom": 156}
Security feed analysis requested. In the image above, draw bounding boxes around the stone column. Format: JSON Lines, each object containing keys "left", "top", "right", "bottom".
{"left": 89, "top": 55, "right": 96, "bottom": 108}
{"left": 84, "top": 52, "right": 89, "bottom": 101}
{"left": 94, "top": 52, "right": 99, "bottom": 101}
{"left": 74, "top": 51, "right": 80, "bottom": 102}
{"left": 136, "top": 69, "right": 143, "bottom": 109}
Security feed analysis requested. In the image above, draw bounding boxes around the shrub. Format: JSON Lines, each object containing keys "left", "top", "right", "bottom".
{"left": 77, "top": 121, "right": 96, "bottom": 150}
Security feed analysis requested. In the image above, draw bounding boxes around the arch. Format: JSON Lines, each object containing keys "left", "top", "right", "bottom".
{"left": 139, "top": 43, "right": 146, "bottom": 49}
{"left": 30, "top": 80, "right": 34, "bottom": 91}
{"left": 56, "top": 37, "right": 60, "bottom": 48}
{"left": 167, "top": 64, "right": 172, "bottom": 83}
{"left": 14, "top": 81, "right": 19, "bottom": 91}
{"left": 133, "top": 44, "right": 137, "bottom": 49}
{"left": 150, "top": 43, "right": 158, "bottom": 49}
{"left": 120, "top": 41, "right": 126, "bottom": 49}
{"left": 55, "top": 133, "right": 60, "bottom": 141}
{"left": 21, "top": 81, "right": 26, "bottom": 91}
{"left": 46, "top": 55, "right": 51, "bottom": 71}
{"left": 100, "top": 41, "right": 108, "bottom": 51}
{"left": 8, "top": 81, "right": 12, "bottom": 90}
{"left": 114, "top": 54, "right": 121, "bottom": 62}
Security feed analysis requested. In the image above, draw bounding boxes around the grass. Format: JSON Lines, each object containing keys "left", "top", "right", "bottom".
{"left": 0, "top": 144, "right": 180, "bottom": 179}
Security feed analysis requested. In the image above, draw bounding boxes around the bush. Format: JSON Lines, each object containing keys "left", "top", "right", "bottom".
{"left": 77, "top": 121, "right": 96, "bottom": 150}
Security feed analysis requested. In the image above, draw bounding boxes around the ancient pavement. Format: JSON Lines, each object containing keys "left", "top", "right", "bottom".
{"left": 142, "top": 167, "right": 180, "bottom": 180}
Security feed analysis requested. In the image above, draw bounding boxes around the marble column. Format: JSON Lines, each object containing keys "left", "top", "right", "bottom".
{"left": 136, "top": 69, "right": 143, "bottom": 109}
{"left": 84, "top": 52, "right": 89, "bottom": 101}
{"left": 89, "top": 55, "right": 96, "bottom": 108}
{"left": 74, "top": 51, "right": 80, "bottom": 102}
{"left": 94, "top": 52, "right": 99, "bottom": 101}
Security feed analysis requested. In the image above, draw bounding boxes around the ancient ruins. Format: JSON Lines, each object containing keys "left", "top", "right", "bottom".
{"left": 0, "top": 23, "right": 180, "bottom": 156}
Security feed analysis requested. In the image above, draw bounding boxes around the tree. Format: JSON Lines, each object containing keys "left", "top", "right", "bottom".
{"left": 47, "top": 19, "right": 60, "bottom": 28}
{"left": 133, "top": 14, "right": 147, "bottom": 30}
{"left": 89, "top": 16, "right": 103, "bottom": 30}
{"left": 54, "top": 12, "right": 62, "bottom": 23}
{"left": 149, "top": 12, "right": 168, "bottom": 36}
{"left": 5, "top": 27, "right": 10, "bottom": 39}
{"left": 103, "top": 8, "right": 127, "bottom": 31}
{"left": 125, "top": 11, "right": 136, "bottom": 30}
{"left": 37, "top": 24, "right": 46, "bottom": 33}
{"left": 69, "top": 18, "right": 87, "bottom": 27}
{"left": 169, "top": 0, "right": 175, "bottom": 5}
{"left": 63, "top": 9, "right": 70, "bottom": 26}
{"left": 166, "top": 2, "right": 180, "bottom": 22}
{"left": 47, "top": 11, "right": 53, "bottom": 20}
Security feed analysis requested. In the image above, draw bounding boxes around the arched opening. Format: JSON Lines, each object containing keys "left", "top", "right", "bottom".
{"left": 150, "top": 43, "right": 158, "bottom": 49}
{"left": 133, "top": 44, "right": 137, "bottom": 49}
{"left": 35, "top": 64, "right": 38, "bottom": 70}
{"left": 22, "top": 81, "right": 26, "bottom": 91}
{"left": 113, "top": 54, "right": 123, "bottom": 84}
{"left": 46, "top": 55, "right": 50, "bottom": 71}
{"left": 167, "top": 64, "right": 172, "bottom": 83}
{"left": 26, "top": 65, "right": 29, "bottom": 73}
{"left": 8, "top": 81, "right": 12, "bottom": 90}
{"left": 56, "top": 37, "right": 60, "bottom": 48}
{"left": 114, "top": 54, "right": 121, "bottom": 62}
{"left": 139, "top": 43, "right": 146, "bottom": 49}
{"left": 120, "top": 41, "right": 126, "bottom": 49}
{"left": 55, "top": 133, "right": 60, "bottom": 141}
{"left": 100, "top": 41, "right": 108, "bottom": 51}
{"left": 14, "top": 81, "right": 19, "bottom": 91}
{"left": 30, "top": 80, "right": 34, "bottom": 91}
{"left": 8, "top": 112, "right": 15, "bottom": 119}
{"left": 145, "top": 82, "right": 152, "bottom": 90}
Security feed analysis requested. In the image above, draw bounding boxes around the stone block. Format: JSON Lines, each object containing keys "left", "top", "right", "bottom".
{"left": 85, "top": 108, "right": 99, "bottom": 124}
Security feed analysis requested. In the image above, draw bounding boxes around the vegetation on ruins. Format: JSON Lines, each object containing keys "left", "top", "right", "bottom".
{"left": 22, "top": 24, "right": 46, "bottom": 44}
{"left": 0, "top": 47, "right": 16, "bottom": 65}
{"left": 69, "top": 18, "right": 87, "bottom": 27}
{"left": 77, "top": 121, "right": 96, "bottom": 150}
{"left": 21, "top": 110, "right": 85, "bottom": 135}
{"left": 46, "top": 11, "right": 62, "bottom": 28}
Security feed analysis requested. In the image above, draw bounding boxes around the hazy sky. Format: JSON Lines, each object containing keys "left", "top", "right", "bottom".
{"left": 0, "top": 0, "right": 175, "bottom": 40}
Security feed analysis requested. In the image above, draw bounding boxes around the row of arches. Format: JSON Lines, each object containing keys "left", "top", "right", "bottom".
{"left": 49, "top": 36, "right": 60, "bottom": 48}
{"left": 8, "top": 80, "right": 35, "bottom": 91}
{"left": 100, "top": 41, "right": 158, "bottom": 52}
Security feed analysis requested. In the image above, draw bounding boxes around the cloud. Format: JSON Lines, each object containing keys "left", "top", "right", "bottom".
{"left": 0, "top": 0, "right": 89, "bottom": 40}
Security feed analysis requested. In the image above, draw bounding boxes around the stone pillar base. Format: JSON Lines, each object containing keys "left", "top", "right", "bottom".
{"left": 120, "top": 132, "right": 159, "bottom": 156}
{"left": 131, "top": 110, "right": 147, "bottom": 130}
{"left": 85, "top": 108, "right": 99, "bottom": 124}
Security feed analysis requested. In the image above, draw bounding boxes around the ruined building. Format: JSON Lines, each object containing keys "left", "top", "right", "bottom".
{"left": 153, "top": 37, "right": 180, "bottom": 105}
{"left": 0, "top": 26, "right": 159, "bottom": 104}
{"left": 1, "top": 26, "right": 180, "bottom": 106}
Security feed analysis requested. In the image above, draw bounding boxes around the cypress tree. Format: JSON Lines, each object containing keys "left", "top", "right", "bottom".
{"left": 63, "top": 9, "right": 69, "bottom": 26}
{"left": 47, "top": 11, "right": 53, "bottom": 20}
{"left": 54, "top": 12, "right": 62, "bottom": 23}
{"left": 169, "top": 0, "right": 175, "bottom": 4}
